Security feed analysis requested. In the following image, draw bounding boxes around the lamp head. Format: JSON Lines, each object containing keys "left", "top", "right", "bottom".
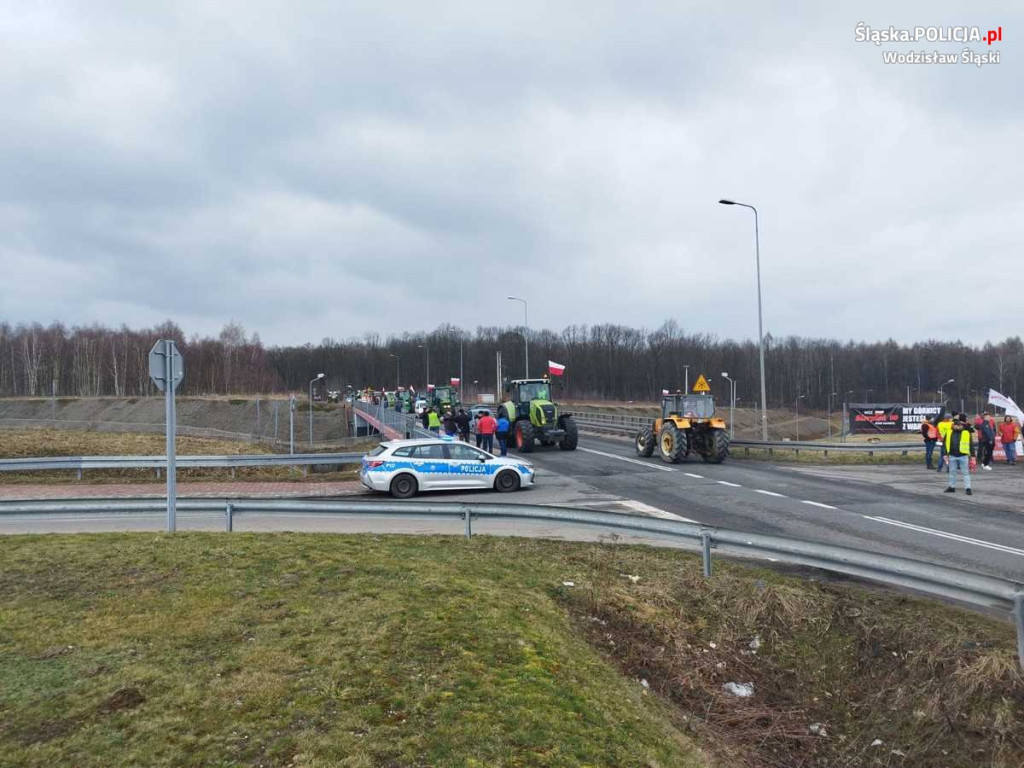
{"left": 718, "top": 199, "right": 735, "bottom": 205}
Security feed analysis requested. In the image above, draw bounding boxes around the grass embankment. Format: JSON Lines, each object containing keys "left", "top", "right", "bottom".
{"left": 0, "top": 429, "right": 367, "bottom": 484}
{"left": 1, "top": 535, "right": 1021, "bottom": 767}
{"left": 729, "top": 446, "right": 921, "bottom": 466}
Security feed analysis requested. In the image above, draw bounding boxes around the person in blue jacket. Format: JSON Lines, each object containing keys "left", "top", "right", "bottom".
{"left": 495, "top": 413, "right": 511, "bottom": 456}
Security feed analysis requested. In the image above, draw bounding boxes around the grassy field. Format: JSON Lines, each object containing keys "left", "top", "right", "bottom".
{"left": 0, "top": 429, "right": 366, "bottom": 484}
{"left": 1, "top": 534, "right": 1021, "bottom": 767}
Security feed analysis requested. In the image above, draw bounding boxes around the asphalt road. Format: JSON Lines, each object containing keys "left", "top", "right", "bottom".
{"left": 2, "top": 427, "right": 1023, "bottom": 583}
{"left": 518, "top": 434, "right": 1024, "bottom": 581}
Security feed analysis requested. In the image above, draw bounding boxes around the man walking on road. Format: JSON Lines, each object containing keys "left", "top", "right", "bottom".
{"left": 476, "top": 410, "right": 497, "bottom": 453}
{"left": 455, "top": 409, "right": 470, "bottom": 442}
{"left": 977, "top": 411, "right": 996, "bottom": 470}
{"left": 936, "top": 411, "right": 953, "bottom": 472}
{"left": 944, "top": 414, "right": 975, "bottom": 495}
{"left": 495, "top": 412, "right": 510, "bottom": 456}
{"left": 921, "top": 416, "right": 939, "bottom": 469}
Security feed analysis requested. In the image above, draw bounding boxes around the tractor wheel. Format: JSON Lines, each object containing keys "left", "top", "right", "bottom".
{"left": 702, "top": 429, "right": 730, "bottom": 464}
{"left": 515, "top": 421, "right": 535, "bottom": 453}
{"left": 559, "top": 416, "right": 579, "bottom": 450}
{"left": 658, "top": 422, "right": 688, "bottom": 464}
{"left": 635, "top": 427, "right": 655, "bottom": 457}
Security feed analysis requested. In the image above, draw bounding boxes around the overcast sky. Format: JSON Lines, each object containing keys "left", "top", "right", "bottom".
{"left": 1, "top": 1, "right": 1020, "bottom": 346}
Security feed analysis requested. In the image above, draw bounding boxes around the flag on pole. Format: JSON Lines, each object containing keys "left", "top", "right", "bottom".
{"left": 661, "top": 389, "right": 670, "bottom": 396}
{"left": 548, "top": 360, "right": 566, "bottom": 377}
{"left": 988, "top": 389, "right": 1024, "bottom": 421}
{"left": 427, "top": 384, "right": 435, "bottom": 392}
{"left": 450, "top": 378, "right": 461, "bottom": 386}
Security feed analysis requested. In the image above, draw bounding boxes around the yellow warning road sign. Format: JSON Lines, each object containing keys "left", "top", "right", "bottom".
{"left": 692, "top": 374, "right": 711, "bottom": 393}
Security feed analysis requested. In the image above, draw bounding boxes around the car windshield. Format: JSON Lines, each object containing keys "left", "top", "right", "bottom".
{"left": 367, "top": 445, "right": 387, "bottom": 457}
{"left": 516, "top": 383, "right": 549, "bottom": 402}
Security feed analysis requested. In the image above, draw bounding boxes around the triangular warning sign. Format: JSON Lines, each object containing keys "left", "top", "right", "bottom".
{"left": 692, "top": 374, "right": 711, "bottom": 393}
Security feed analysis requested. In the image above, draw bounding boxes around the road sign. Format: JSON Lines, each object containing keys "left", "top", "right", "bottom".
{"left": 692, "top": 374, "right": 711, "bottom": 393}
{"left": 149, "top": 340, "right": 184, "bottom": 392}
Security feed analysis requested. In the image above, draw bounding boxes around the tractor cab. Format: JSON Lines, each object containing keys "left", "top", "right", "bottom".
{"left": 663, "top": 393, "right": 716, "bottom": 421}
{"left": 430, "top": 385, "right": 461, "bottom": 412}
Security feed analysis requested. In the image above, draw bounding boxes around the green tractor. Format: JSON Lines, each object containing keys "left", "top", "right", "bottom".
{"left": 429, "top": 384, "right": 461, "bottom": 413}
{"left": 396, "top": 391, "right": 414, "bottom": 414}
{"left": 499, "top": 378, "right": 578, "bottom": 453}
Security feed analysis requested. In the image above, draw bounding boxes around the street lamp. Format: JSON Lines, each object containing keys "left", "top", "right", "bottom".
{"left": 389, "top": 354, "right": 400, "bottom": 391}
{"left": 683, "top": 364, "right": 691, "bottom": 393}
{"left": 795, "top": 394, "right": 805, "bottom": 441}
{"left": 309, "top": 373, "right": 324, "bottom": 448}
{"left": 507, "top": 296, "right": 529, "bottom": 377}
{"left": 938, "top": 378, "right": 955, "bottom": 408}
{"left": 827, "top": 391, "right": 839, "bottom": 439}
{"left": 719, "top": 199, "right": 768, "bottom": 440}
{"left": 721, "top": 372, "right": 736, "bottom": 439}
{"left": 842, "top": 390, "right": 854, "bottom": 442}
{"left": 418, "top": 343, "right": 430, "bottom": 388}
{"left": 863, "top": 388, "right": 873, "bottom": 403}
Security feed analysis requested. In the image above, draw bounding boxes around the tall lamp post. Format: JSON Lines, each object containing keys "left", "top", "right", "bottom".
{"left": 842, "top": 390, "right": 854, "bottom": 442}
{"left": 683, "top": 364, "right": 691, "bottom": 393}
{"left": 309, "top": 373, "right": 324, "bottom": 448}
{"left": 389, "top": 354, "right": 400, "bottom": 391}
{"left": 719, "top": 199, "right": 768, "bottom": 440}
{"left": 827, "top": 391, "right": 838, "bottom": 439}
{"left": 795, "top": 394, "right": 805, "bottom": 441}
{"left": 418, "top": 343, "right": 430, "bottom": 388}
{"left": 721, "top": 372, "right": 736, "bottom": 439}
{"left": 507, "top": 296, "right": 529, "bottom": 377}
{"left": 938, "top": 378, "right": 955, "bottom": 410}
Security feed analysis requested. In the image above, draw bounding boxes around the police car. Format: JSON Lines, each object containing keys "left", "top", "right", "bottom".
{"left": 360, "top": 438, "right": 535, "bottom": 498}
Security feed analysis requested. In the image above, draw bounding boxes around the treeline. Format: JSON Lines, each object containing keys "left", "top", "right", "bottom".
{"left": 2, "top": 320, "right": 1023, "bottom": 411}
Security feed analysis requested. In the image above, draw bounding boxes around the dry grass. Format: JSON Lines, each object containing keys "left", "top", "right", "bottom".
{"left": 0, "top": 429, "right": 366, "bottom": 484}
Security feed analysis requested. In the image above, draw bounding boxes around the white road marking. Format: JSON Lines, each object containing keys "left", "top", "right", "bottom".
{"left": 863, "top": 516, "right": 1024, "bottom": 558}
{"left": 684, "top": 472, "right": 704, "bottom": 479}
{"left": 578, "top": 447, "right": 675, "bottom": 472}
{"left": 802, "top": 500, "right": 837, "bottom": 509}
{"left": 619, "top": 499, "right": 696, "bottom": 523}
{"left": 755, "top": 489, "right": 786, "bottom": 498}
{"left": 717, "top": 480, "right": 741, "bottom": 487}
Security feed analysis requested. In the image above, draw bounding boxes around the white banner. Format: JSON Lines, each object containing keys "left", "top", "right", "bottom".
{"left": 987, "top": 389, "right": 1024, "bottom": 421}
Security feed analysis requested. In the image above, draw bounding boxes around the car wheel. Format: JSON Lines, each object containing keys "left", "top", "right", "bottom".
{"left": 495, "top": 470, "right": 521, "bottom": 493}
{"left": 389, "top": 473, "right": 418, "bottom": 499}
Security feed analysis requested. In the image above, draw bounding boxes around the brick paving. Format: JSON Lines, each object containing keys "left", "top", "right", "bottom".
{"left": 0, "top": 480, "right": 365, "bottom": 501}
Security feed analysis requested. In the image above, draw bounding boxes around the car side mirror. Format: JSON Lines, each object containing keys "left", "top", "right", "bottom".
{"left": 478, "top": 456, "right": 488, "bottom": 462}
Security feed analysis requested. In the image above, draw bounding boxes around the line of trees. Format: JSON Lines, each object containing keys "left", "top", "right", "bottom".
{"left": 2, "top": 319, "right": 1023, "bottom": 412}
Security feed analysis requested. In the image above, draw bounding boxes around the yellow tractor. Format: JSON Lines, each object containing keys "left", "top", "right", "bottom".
{"left": 635, "top": 392, "right": 730, "bottom": 464}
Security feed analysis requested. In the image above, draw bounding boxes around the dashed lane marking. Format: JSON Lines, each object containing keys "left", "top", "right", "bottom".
{"left": 684, "top": 472, "right": 704, "bottom": 478}
{"left": 618, "top": 499, "right": 697, "bottom": 523}
{"left": 717, "top": 480, "right": 741, "bottom": 487}
{"left": 801, "top": 500, "right": 837, "bottom": 510}
{"left": 863, "top": 515, "right": 1024, "bottom": 558}
{"left": 577, "top": 447, "right": 675, "bottom": 472}
{"left": 755, "top": 489, "right": 786, "bottom": 498}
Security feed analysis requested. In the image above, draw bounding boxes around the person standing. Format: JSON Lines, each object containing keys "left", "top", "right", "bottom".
{"left": 427, "top": 407, "right": 441, "bottom": 435}
{"left": 420, "top": 408, "right": 430, "bottom": 430}
{"left": 936, "top": 411, "right": 953, "bottom": 472}
{"left": 495, "top": 412, "right": 510, "bottom": 456}
{"left": 944, "top": 414, "right": 974, "bottom": 495}
{"left": 999, "top": 416, "right": 1019, "bottom": 465}
{"left": 977, "top": 411, "right": 996, "bottom": 470}
{"left": 477, "top": 410, "right": 497, "bottom": 453}
{"left": 442, "top": 409, "right": 456, "bottom": 437}
{"left": 921, "top": 416, "right": 939, "bottom": 470}
{"left": 455, "top": 409, "right": 470, "bottom": 442}
{"left": 473, "top": 410, "right": 484, "bottom": 448}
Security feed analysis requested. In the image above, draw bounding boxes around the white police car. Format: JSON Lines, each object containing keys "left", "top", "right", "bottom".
{"left": 360, "top": 438, "right": 535, "bottom": 498}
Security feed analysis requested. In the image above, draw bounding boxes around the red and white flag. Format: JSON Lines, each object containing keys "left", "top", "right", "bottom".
{"left": 548, "top": 360, "right": 566, "bottom": 377}
{"left": 661, "top": 389, "right": 670, "bottom": 396}
{"left": 450, "top": 378, "right": 461, "bottom": 386}
{"left": 427, "top": 384, "right": 435, "bottom": 391}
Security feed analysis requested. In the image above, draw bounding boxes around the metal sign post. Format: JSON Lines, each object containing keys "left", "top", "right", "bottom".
{"left": 149, "top": 340, "right": 184, "bottom": 532}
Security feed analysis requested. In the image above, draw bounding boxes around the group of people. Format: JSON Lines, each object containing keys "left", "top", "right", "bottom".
{"left": 920, "top": 410, "right": 1021, "bottom": 494}
{"left": 420, "top": 406, "right": 513, "bottom": 456}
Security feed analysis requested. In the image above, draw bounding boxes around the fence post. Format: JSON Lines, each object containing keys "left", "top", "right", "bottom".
{"left": 700, "top": 532, "right": 713, "bottom": 577}
{"left": 464, "top": 509, "right": 472, "bottom": 539}
{"left": 1015, "top": 594, "right": 1024, "bottom": 671}
{"left": 76, "top": 469, "right": 82, "bottom": 480}
{"left": 226, "top": 502, "right": 234, "bottom": 533}
{"left": 155, "top": 467, "right": 161, "bottom": 479}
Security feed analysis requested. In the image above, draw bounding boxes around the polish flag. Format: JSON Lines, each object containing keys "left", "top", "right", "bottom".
{"left": 427, "top": 384, "right": 435, "bottom": 391}
{"left": 548, "top": 360, "right": 566, "bottom": 377}
{"left": 450, "top": 378, "right": 461, "bottom": 386}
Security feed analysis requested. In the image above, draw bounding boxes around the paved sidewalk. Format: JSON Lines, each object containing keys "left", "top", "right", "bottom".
{"left": 0, "top": 481, "right": 365, "bottom": 501}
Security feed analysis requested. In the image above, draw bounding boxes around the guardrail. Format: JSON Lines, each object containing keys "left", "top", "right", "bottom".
{"left": 0, "top": 452, "right": 363, "bottom": 477}
{"left": 571, "top": 412, "right": 924, "bottom": 456}
{"left": 2, "top": 496, "right": 1021, "bottom": 666}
